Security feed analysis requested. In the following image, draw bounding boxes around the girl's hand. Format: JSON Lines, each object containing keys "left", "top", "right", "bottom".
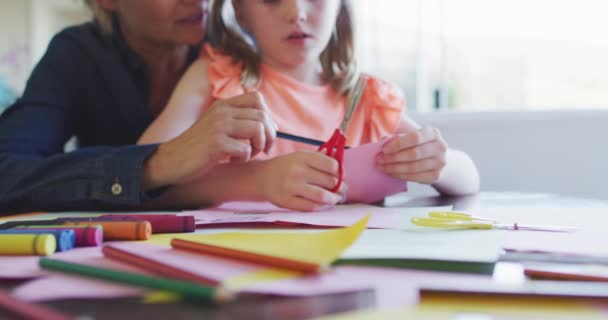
{"left": 377, "top": 126, "right": 447, "bottom": 184}
{"left": 258, "top": 151, "right": 346, "bottom": 211}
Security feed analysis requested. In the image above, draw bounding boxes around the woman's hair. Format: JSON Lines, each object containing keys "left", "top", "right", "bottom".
{"left": 84, "top": 0, "right": 114, "bottom": 34}
{"left": 210, "top": 0, "right": 357, "bottom": 95}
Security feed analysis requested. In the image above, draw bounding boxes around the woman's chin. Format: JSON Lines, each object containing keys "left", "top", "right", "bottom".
{"left": 177, "top": 32, "right": 206, "bottom": 45}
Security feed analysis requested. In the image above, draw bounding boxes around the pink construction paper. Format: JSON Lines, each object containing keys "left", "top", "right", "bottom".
{"left": 12, "top": 273, "right": 144, "bottom": 302}
{"left": 11, "top": 246, "right": 152, "bottom": 302}
{"left": 105, "top": 242, "right": 262, "bottom": 282}
{"left": 0, "top": 246, "right": 123, "bottom": 280}
{"left": 0, "top": 256, "right": 44, "bottom": 279}
{"left": 12, "top": 242, "right": 491, "bottom": 308}
{"left": 343, "top": 140, "right": 407, "bottom": 203}
{"left": 191, "top": 203, "right": 400, "bottom": 229}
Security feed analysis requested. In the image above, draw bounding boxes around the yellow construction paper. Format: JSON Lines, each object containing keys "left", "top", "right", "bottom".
{"left": 147, "top": 214, "right": 370, "bottom": 265}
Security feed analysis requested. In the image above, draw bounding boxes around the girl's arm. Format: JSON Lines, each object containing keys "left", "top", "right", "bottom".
{"left": 146, "top": 151, "right": 345, "bottom": 212}
{"left": 378, "top": 115, "right": 480, "bottom": 196}
{"left": 138, "top": 58, "right": 211, "bottom": 144}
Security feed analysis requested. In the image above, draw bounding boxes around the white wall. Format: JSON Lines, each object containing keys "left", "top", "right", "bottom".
{"left": 411, "top": 110, "right": 608, "bottom": 200}
{"left": 0, "top": 0, "right": 31, "bottom": 93}
{"left": 0, "top": 0, "right": 89, "bottom": 94}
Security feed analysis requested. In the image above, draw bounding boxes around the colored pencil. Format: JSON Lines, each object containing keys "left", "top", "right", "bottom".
{"left": 277, "top": 131, "right": 351, "bottom": 149}
{"left": 0, "top": 234, "right": 56, "bottom": 256}
{"left": 0, "top": 291, "right": 71, "bottom": 320}
{"left": 277, "top": 131, "right": 325, "bottom": 147}
{"left": 171, "top": 238, "right": 325, "bottom": 274}
{"left": 39, "top": 258, "right": 233, "bottom": 303}
{"left": 102, "top": 245, "right": 218, "bottom": 286}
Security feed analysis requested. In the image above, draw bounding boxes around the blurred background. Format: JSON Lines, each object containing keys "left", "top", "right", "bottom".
{"left": 1, "top": 0, "right": 607, "bottom": 113}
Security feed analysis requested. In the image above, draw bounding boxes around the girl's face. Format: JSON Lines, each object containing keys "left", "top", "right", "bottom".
{"left": 100, "top": 0, "right": 209, "bottom": 46}
{"left": 235, "top": 0, "right": 341, "bottom": 71}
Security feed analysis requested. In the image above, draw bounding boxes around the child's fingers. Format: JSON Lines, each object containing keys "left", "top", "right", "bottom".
{"left": 303, "top": 152, "right": 340, "bottom": 176}
{"left": 337, "top": 182, "right": 349, "bottom": 203}
{"left": 377, "top": 140, "right": 446, "bottom": 165}
{"left": 305, "top": 169, "right": 340, "bottom": 190}
{"left": 297, "top": 184, "right": 342, "bottom": 206}
{"left": 281, "top": 196, "right": 323, "bottom": 212}
{"left": 385, "top": 169, "right": 442, "bottom": 184}
{"left": 379, "top": 156, "right": 446, "bottom": 177}
{"left": 383, "top": 126, "right": 438, "bottom": 154}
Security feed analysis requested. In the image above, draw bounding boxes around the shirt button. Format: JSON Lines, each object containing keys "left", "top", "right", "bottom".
{"left": 111, "top": 182, "right": 123, "bottom": 195}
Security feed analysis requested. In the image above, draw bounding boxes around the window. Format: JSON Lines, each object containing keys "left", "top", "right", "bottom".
{"left": 353, "top": 0, "right": 608, "bottom": 111}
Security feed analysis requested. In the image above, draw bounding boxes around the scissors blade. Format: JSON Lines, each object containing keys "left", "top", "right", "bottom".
{"left": 494, "top": 223, "right": 576, "bottom": 233}
{"left": 339, "top": 77, "right": 366, "bottom": 133}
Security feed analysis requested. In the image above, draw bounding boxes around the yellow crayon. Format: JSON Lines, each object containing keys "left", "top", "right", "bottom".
{"left": 0, "top": 234, "right": 56, "bottom": 256}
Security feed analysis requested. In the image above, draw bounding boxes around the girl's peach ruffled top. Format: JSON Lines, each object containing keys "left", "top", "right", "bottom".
{"left": 203, "top": 44, "right": 405, "bottom": 159}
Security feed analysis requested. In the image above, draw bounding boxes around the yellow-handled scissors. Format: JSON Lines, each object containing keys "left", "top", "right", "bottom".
{"left": 411, "top": 212, "right": 576, "bottom": 232}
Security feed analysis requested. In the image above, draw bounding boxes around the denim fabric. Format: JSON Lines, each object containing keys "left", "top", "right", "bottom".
{"left": 0, "top": 22, "right": 199, "bottom": 214}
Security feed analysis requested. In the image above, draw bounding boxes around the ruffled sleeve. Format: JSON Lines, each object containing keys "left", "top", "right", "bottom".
{"left": 360, "top": 75, "right": 405, "bottom": 141}
{"left": 203, "top": 44, "right": 245, "bottom": 100}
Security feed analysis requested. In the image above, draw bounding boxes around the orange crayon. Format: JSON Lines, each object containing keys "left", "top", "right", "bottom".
{"left": 63, "top": 221, "right": 151, "bottom": 241}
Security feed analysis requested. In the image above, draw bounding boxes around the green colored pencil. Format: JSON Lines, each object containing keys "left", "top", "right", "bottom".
{"left": 39, "top": 258, "right": 234, "bottom": 303}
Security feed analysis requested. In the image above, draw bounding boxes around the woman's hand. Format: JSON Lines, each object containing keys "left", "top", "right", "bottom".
{"left": 377, "top": 126, "right": 447, "bottom": 184}
{"left": 257, "top": 151, "right": 346, "bottom": 211}
{"left": 143, "top": 92, "right": 277, "bottom": 189}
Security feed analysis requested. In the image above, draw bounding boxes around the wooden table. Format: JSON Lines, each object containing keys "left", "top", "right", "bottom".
{"left": 3, "top": 192, "right": 607, "bottom": 320}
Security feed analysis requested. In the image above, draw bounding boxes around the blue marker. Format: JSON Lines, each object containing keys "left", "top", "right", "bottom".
{"left": 0, "top": 229, "right": 76, "bottom": 252}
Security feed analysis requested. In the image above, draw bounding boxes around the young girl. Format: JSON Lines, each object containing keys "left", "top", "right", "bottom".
{"left": 139, "top": 0, "right": 479, "bottom": 211}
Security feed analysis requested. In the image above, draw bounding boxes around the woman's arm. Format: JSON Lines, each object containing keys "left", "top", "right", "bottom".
{"left": 378, "top": 115, "right": 480, "bottom": 196}
{"left": 0, "top": 30, "right": 160, "bottom": 214}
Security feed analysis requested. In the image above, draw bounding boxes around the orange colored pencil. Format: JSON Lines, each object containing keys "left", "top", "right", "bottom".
{"left": 102, "top": 245, "right": 218, "bottom": 286}
{"left": 63, "top": 221, "right": 151, "bottom": 241}
{"left": 171, "top": 238, "right": 325, "bottom": 274}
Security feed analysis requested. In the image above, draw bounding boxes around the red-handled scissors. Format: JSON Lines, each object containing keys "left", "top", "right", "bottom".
{"left": 318, "top": 128, "right": 346, "bottom": 193}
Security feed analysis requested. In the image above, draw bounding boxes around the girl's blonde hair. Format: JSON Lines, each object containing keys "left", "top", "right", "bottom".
{"left": 84, "top": 0, "right": 114, "bottom": 34}
{"left": 210, "top": 0, "right": 357, "bottom": 95}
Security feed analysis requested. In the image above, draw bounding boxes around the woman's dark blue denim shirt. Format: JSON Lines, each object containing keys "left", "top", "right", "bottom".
{"left": 0, "top": 21, "right": 200, "bottom": 214}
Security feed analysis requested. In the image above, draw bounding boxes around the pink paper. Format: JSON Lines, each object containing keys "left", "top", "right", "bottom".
{"left": 0, "top": 246, "right": 126, "bottom": 280}
{"left": 13, "top": 274, "right": 144, "bottom": 302}
{"left": 343, "top": 140, "right": 407, "bottom": 203}
{"left": 12, "top": 244, "right": 491, "bottom": 308}
{"left": 12, "top": 246, "right": 153, "bottom": 302}
{"left": 192, "top": 203, "right": 400, "bottom": 229}
{"left": 106, "top": 242, "right": 262, "bottom": 282}
{"left": 0, "top": 256, "right": 44, "bottom": 279}
{"left": 246, "top": 266, "right": 491, "bottom": 308}
{"left": 49, "top": 243, "right": 490, "bottom": 306}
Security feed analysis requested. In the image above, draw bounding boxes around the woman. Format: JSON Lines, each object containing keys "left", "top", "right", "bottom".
{"left": 0, "top": 0, "right": 279, "bottom": 213}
